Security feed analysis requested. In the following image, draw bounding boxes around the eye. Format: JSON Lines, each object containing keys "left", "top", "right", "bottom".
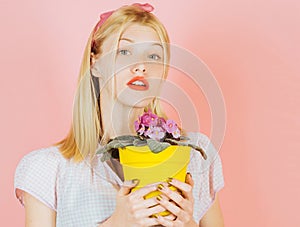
{"left": 149, "top": 54, "right": 161, "bottom": 61}
{"left": 118, "top": 49, "right": 131, "bottom": 56}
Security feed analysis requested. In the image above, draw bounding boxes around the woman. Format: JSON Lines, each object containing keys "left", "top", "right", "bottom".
{"left": 14, "top": 3, "right": 225, "bottom": 226}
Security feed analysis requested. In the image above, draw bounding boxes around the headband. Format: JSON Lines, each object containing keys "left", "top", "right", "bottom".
{"left": 91, "top": 3, "right": 154, "bottom": 51}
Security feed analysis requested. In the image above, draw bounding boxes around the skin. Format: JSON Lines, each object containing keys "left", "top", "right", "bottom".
{"left": 22, "top": 24, "right": 224, "bottom": 226}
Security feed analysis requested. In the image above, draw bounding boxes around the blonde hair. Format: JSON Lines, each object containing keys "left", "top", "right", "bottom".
{"left": 53, "top": 5, "right": 170, "bottom": 163}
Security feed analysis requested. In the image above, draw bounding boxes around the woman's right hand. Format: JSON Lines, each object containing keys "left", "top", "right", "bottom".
{"left": 104, "top": 180, "right": 166, "bottom": 227}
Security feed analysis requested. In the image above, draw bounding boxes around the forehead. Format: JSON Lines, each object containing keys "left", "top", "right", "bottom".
{"left": 120, "top": 24, "right": 161, "bottom": 44}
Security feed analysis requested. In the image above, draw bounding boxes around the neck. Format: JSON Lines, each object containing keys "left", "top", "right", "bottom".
{"left": 101, "top": 100, "right": 145, "bottom": 139}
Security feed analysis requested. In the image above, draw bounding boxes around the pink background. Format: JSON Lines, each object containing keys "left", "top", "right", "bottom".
{"left": 1, "top": 0, "right": 299, "bottom": 226}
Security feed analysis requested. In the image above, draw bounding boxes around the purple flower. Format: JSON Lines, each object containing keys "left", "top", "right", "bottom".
{"left": 140, "top": 110, "right": 158, "bottom": 127}
{"left": 164, "top": 119, "right": 178, "bottom": 133}
{"left": 171, "top": 128, "right": 181, "bottom": 138}
{"left": 147, "top": 126, "right": 166, "bottom": 141}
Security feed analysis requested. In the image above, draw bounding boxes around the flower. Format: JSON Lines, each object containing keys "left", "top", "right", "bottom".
{"left": 172, "top": 128, "right": 180, "bottom": 139}
{"left": 140, "top": 110, "right": 158, "bottom": 127}
{"left": 147, "top": 126, "right": 166, "bottom": 140}
{"left": 96, "top": 109, "right": 207, "bottom": 161}
{"left": 164, "top": 119, "right": 179, "bottom": 134}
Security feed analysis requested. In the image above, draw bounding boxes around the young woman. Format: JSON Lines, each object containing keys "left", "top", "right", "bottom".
{"left": 14, "top": 3, "right": 225, "bottom": 227}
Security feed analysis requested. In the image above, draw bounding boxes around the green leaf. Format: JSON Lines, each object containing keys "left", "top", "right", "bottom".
{"left": 107, "top": 140, "right": 133, "bottom": 149}
{"left": 147, "top": 139, "right": 170, "bottom": 153}
{"left": 114, "top": 135, "right": 137, "bottom": 141}
{"left": 100, "top": 152, "right": 112, "bottom": 162}
{"left": 133, "top": 139, "right": 147, "bottom": 146}
{"left": 96, "top": 146, "right": 108, "bottom": 154}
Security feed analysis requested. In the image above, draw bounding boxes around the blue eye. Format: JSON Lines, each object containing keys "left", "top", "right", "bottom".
{"left": 149, "top": 54, "right": 161, "bottom": 60}
{"left": 118, "top": 49, "right": 131, "bottom": 55}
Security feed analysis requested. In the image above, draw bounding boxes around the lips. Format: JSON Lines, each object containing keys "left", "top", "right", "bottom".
{"left": 126, "top": 76, "right": 149, "bottom": 91}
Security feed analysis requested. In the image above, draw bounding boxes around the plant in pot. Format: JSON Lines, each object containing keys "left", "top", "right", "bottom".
{"left": 96, "top": 110, "right": 207, "bottom": 214}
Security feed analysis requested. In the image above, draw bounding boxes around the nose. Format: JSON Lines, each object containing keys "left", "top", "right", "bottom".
{"left": 131, "top": 63, "right": 146, "bottom": 74}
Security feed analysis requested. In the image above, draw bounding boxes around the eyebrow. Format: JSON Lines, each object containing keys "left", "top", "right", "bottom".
{"left": 119, "top": 38, "right": 163, "bottom": 49}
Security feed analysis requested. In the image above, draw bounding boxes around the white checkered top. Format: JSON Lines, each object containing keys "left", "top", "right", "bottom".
{"left": 14, "top": 132, "right": 224, "bottom": 227}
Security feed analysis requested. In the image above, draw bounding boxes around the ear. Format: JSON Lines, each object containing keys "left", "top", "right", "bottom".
{"left": 90, "top": 55, "right": 102, "bottom": 78}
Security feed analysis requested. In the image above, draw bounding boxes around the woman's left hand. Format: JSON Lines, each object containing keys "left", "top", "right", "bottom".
{"left": 155, "top": 173, "right": 198, "bottom": 227}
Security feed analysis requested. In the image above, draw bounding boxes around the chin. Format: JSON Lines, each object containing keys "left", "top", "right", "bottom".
{"left": 116, "top": 98, "right": 153, "bottom": 108}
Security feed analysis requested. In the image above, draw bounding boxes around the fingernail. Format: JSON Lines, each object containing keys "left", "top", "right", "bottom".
{"left": 157, "top": 184, "right": 164, "bottom": 191}
{"left": 166, "top": 177, "right": 173, "bottom": 183}
{"left": 131, "top": 179, "right": 140, "bottom": 184}
{"left": 156, "top": 195, "right": 163, "bottom": 201}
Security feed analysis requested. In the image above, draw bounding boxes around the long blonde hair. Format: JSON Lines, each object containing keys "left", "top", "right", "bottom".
{"left": 54, "top": 5, "right": 170, "bottom": 163}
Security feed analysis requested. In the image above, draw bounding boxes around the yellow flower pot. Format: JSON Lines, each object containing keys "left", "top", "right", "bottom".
{"left": 119, "top": 145, "right": 191, "bottom": 216}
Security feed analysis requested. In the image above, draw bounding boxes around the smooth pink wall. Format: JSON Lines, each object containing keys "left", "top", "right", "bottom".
{"left": 1, "top": 0, "right": 299, "bottom": 226}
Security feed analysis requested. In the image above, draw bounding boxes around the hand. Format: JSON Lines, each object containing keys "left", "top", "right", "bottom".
{"left": 154, "top": 173, "right": 198, "bottom": 227}
{"left": 108, "top": 180, "right": 166, "bottom": 227}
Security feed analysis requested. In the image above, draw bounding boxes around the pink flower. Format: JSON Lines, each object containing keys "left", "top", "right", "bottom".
{"left": 134, "top": 120, "right": 140, "bottom": 131}
{"left": 164, "top": 119, "right": 178, "bottom": 133}
{"left": 172, "top": 128, "right": 181, "bottom": 138}
{"left": 140, "top": 110, "right": 158, "bottom": 127}
{"left": 147, "top": 126, "right": 166, "bottom": 141}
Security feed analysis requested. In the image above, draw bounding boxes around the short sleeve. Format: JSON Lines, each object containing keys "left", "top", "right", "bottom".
{"left": 187, "top": 132, "right": 225, "bottom": 222}
{"left": 14, "top": 146, "right": 61, "bottom": 211}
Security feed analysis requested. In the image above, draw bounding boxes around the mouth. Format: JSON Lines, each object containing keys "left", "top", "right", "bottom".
{"left": 126, "top": 76, "right": 149, "bottom": 91}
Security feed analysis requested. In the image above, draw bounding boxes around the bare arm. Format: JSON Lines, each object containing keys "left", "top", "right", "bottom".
{"left": 199, "top": 193, "right": 224, "bottom": 227}
{"left": 24, "top": 192, "right": 56, "bottom": 227}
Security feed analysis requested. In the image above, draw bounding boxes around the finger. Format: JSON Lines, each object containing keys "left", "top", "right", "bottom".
{"left": 131, "top": 196, "right": 159, "bottom": 210}
{"left": 167, "top": 177, "right": 193, "bottom": 200}
{"left": 118, "top": 179, "right": 139, "bottom": 196}
{"left": 156, "top": 215, "right": 184, "bottom": 227}
{"left": 135, "top": 204, "right": 166, "bottom": 218}
{"left": 139, "top": 217, "right": 160, "bottom": 226}
{"left": 156, "top": 195, "right": 182, "bottom": 217}
{"left": 185, "top": 172, "right": 194, "bottom": 187}
{"left": 130, "top": 183, "right": 159, "bottom": 200}
{"left": 157, "top": 184, "right": 186, "bottom": 208}
{"left": 164, "top": 213, "right": 177, "bottom": 221}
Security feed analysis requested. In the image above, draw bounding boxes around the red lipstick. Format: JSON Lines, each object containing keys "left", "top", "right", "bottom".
{"left": 126, "top": 76, "right": 149, "bottom": 91}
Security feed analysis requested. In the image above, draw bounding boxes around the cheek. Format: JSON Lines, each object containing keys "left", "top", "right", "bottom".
{"left": 147, "top": 62, "right": 165, "bottom": 78}
{"left": 115, "top": 71, "right": 129, "bottom": 89}
{"left": 115, "top": 56, "right": 136, "bottom": 73}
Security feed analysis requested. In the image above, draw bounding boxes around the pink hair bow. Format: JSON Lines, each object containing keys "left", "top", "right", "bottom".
{"left": 93, "top": 11, "right": 114, "bottom": 33}
{"left": 132, "top": 3, "right": 154, "bottom": 12}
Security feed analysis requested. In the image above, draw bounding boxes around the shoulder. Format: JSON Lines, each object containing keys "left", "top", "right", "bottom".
{"left": 186, "top": 132, "right": 218, "bottom": 161}
{"left": 186, "top": 131, "right": 211, "bottom": 149}
{"left": 15, "top": 146, "right": 65, "bottom": 180}
{"left": 14, "top": 145, "right": 66, "bottom": 210}
{"left": 19, "top": 145, "right": 63, "bottom": 163}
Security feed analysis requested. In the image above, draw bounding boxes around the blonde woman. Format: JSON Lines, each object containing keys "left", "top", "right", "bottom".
{"left": 14, "top": 3, "right": 225, "bottom": 227}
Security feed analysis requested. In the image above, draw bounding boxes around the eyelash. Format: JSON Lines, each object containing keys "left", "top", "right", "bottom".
{"left": 117, "top": 49, "right": 162, "bottom": 60}
{"left": 149, "top": 54, "right": 161, "bottom": 60}
{"left": 118, "top": 49, "right": 131, "bottom": 55}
